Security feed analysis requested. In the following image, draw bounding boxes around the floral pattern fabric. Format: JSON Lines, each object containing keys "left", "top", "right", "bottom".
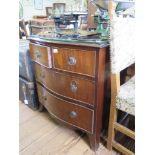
{"left": 116, "top": 76, "right": 135, "bottom": 116}
{"left": 110, "top": 16, "right": 135, "bottom": 73}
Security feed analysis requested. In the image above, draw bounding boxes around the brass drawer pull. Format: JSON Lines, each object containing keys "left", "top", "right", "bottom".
{"left": 68, "top": 57, "right": 76, "bottom": 65}
{"left": 35, "top": 49, "right": 41, "bottom": 59}
{"left": 70, "top": 81, "right": 78, "bottom": 93}
{"left": 69, "top": 111, "right": 77, "bottom": 118}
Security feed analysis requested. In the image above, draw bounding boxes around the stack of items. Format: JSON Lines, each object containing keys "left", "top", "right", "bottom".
{"left": 19, "top": 39, "right": 40, "bottom": 110}
{"left": 29, "top": 18, "right": 56, "bottom": 36}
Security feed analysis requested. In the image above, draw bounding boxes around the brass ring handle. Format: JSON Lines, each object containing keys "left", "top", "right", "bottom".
{"left": 69, "top": 111, "right": 77, "bottom": 118}
{"left": 68, "top": 57, "right": 76, "bottom": 65}
{"left": 70, "top": 81, "right": 78, "bottom": 93}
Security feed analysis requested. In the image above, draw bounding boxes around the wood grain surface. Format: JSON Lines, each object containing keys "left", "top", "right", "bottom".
{"left": 34, "top": 63, "right": 95, "bottom": 105}
{"left": 29, "top": 43, "right": 52, "bottom": 68}
{"left": 36, "top": 83, "right": 94, "bottom": 133}
{"left": 52, "top": 47, "right": 96, "bottom": 77}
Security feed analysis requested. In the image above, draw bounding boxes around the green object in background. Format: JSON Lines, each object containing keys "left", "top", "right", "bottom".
{"left": 94, "top": 10, "right": 110, "bottom": 40}
{"left": 91, "top": 0, "right": 110, "bottom": 40}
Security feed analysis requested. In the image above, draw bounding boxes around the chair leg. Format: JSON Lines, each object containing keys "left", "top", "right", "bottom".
{"left": 88, "top": 133, "right": 100, "bottom": 151}
{"left": 107, "top": 73, "right": 120, "bottom": 150}
{"left": 107, "top": 107, "right": 117, "bottom": 150}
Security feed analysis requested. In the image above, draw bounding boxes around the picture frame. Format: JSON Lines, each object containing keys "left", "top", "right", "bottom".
{"left": 46, "top": 7, "right": 53, "bottom": 17}
{"left": 53, "top": 3, "right": 66, "bottom": 14}
{"left": 34, "top": 0, "right": 43, "bottom": 10}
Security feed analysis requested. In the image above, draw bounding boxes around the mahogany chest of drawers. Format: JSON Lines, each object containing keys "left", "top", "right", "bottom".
{"left": 29, "top": 38, "right": 109, "bottom": 151}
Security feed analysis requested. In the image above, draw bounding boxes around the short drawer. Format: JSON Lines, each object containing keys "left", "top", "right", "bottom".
{"left": 52, "top": 47, "right": 96, "bottom": 77}
{"left": 34, "top": 63, "right": 95, "bottom": 105}
{"left": 29, "top": 43, "right": 52, "bottom": 68}
{"left": 36, "top": 83, "right": 94, "bottom": 133}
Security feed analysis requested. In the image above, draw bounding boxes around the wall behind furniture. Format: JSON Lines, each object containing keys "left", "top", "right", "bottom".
{"left": 20, "top": 0, "right": 87, "bottom": 20}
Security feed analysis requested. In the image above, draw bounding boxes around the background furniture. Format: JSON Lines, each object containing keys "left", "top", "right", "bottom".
{"left": 29, "top": 37, "right": 110, "bottom": 151}
{"left": 53, "top": 3, "right": 66, "bottom": 15}
{"left": 33, "top": 15, "right": 47, "bottom": 19}
{"left": 19, "top": 19, "right": 29, "bottom": 39}
{"left": 19, "top": 39, "right": 41, "bottom": 110}
{"left": 29, "top": 18, "right": 55, "bottom": 35}
{"left": 87, "top": 0, "right": 97, "bottom": 30}
{"left": 107, "top": 1, "right": 135, "bottom": 154}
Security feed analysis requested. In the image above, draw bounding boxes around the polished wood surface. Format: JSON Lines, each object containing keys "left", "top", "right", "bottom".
{"left": 29, "top": 38, "right": 110, "bottom": 151}
{"left": 29, "top": 37, "right": 108, "bottom": 48}
{"left": 34, "top": 63, "right": 95, "bottom": 105}
{"left": 29, "top": 43, "right": 52, "bottom": 68}
{"left": 88, "top": 47, "right": 107, "bottom": 150}
{"left": 37, "top": 83, "right": 94, "bottom": 133}
{"left": 52, "top": 47, "right": 96, "bottom": 77}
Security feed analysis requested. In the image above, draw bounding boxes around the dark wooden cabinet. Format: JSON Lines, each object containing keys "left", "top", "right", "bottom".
{"left": 29, "top": 38, "right": 109, "bottom": 151}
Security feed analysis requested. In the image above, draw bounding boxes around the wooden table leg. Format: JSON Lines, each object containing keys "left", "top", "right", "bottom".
{"left": 88, "top": 133, "right": 100, "bottom": 151}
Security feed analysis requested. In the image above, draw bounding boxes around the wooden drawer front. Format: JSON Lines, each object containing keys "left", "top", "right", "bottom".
{"left": 37, "top": 83, "right": 94, "bottom": 133}
{"left": 29, "top": 43, "right": 52, "bottom": 68}
{"left": 53, "top": 47, "right": 96, "bottom": 77}
{"left": 34, "top": 63, "right": 95, "bottom": 105}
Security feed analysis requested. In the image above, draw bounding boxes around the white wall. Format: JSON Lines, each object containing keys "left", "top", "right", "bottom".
{"left": 20, "top": 0, "right": 87, "bottom": 20}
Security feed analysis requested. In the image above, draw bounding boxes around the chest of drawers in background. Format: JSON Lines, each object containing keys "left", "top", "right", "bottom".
{"left": 29, "top": 39, "right": 109, "bottom": 151}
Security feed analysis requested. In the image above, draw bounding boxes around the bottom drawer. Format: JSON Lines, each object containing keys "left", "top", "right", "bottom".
{"left": 37, "top": 83, "right": 94, "bottom": 133}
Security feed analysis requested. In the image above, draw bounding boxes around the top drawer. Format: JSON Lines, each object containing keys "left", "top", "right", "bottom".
{"left": 29, "top": 43, "right": 52, "bottom": 68}
{"left": 52, "top": 47, "right": 96, "bottom": 77}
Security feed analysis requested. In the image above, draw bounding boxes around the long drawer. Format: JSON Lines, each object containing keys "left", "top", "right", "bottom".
{"left": 37, "top": 83, "right": 94, "bottom": 133}
{"left": 29, "top": 43, "right": 52, "bottom": 68}
{"left": 52, "top": 47, "right": 96, "bottom": 77}
{"left": 34, "top": 63, "right": 95, "bottom": 105}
